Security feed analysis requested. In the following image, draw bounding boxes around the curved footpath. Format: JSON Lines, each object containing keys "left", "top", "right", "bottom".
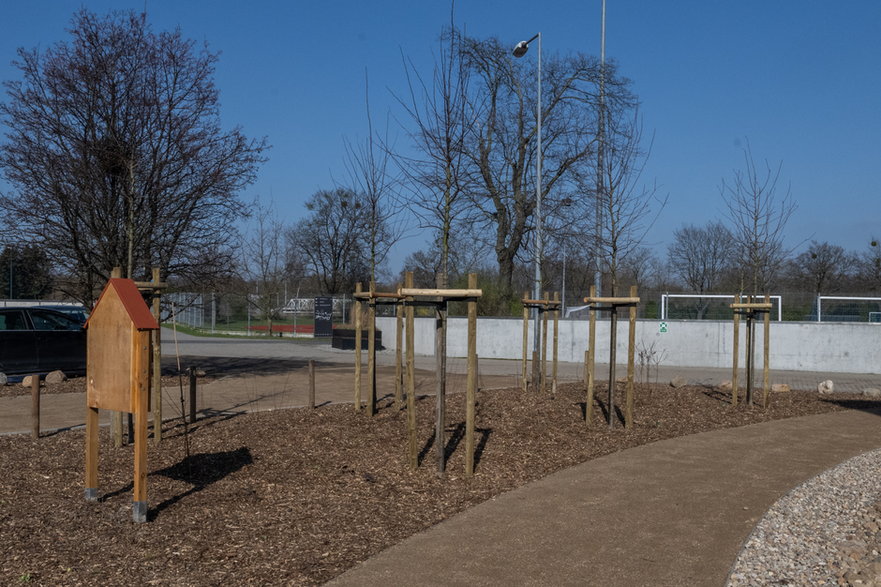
{"left": 329, "top": 407, "right": 881, "bottom": 586}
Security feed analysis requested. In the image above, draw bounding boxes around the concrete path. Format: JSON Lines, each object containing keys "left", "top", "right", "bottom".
{"left": 329, "top": 407, "right": 881, "bottom": 586}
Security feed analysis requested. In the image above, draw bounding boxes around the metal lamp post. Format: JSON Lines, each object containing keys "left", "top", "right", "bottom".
{"left": 513, "top": 32, "right": 542, "bottom": 388}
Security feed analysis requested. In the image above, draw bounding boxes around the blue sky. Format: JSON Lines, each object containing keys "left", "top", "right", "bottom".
{"left": 2, "top": 1, "right": 879, "bottom": 271}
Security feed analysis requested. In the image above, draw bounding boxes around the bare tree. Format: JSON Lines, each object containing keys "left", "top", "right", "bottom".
{"left": 288, "top": 188, "right": 368, "bottom": 295}
{"left": 240, "top": 200, "right": 289, "bottom": 335}
{"left": 785, "top": 241, "right": 856, "bottom": 297}
{"left": 720, "top": 143, "right": 796, "bottom": 294}
{"left": 668, "top": 222, "right": 735, "bottom": 294}
{"left": 342, "top": 72, "right": 405, "bottom": 283}
{"left": 858, "top": 239, "right": 881, "bottom": 292}
{"left": 394, "top": 22, "right": 473, "bottom": 289}
{"left": 590, "top": 109, "right": 666, "bottom": 296}
{"left": 0, "top": 10, "right": 266, "bottom": 303}
{"left": 460, "top": 36, "right": 647, "bottom": 300}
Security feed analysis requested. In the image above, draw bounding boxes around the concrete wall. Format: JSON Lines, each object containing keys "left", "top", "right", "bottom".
{"left": 376, "top": 316, "right": 881, "bottom": 375}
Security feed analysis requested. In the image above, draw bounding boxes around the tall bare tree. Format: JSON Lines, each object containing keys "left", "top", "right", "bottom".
{"left": 394, "top": 22, "right": 473, "bottom": 289}
{"left": 0, "top": 10, "right": 266, "bottom": 303}
{"left": 720, "top": 143, "right": 796, "bottom": 294}
{"left": 668, "top": 222, "right": 735, "bottom": 294}
{"left": 577, "top": 86, "right": 668, "bottom": 298}
{"left": 785, "top": 241, "right": 855, "bottom": 296}
{"left": 460, "top": 36, "right": 646, "bottom": 300}
{"left": 342, "top": 72, "right": 403, "bottom": 283}
{"left": 241, "top": 200, "right": 289, "bottom": 335}
{"left": 288, "top": 188, "right": 368, "bottom": 295}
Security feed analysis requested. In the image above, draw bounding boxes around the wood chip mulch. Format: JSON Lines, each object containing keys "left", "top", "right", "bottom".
{"left": 0, "top": 382, "right": 874, "bottom": 585}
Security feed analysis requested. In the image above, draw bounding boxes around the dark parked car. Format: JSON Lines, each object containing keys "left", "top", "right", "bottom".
{"left": 0, "top": 306, "right": 87, "bottom": 378}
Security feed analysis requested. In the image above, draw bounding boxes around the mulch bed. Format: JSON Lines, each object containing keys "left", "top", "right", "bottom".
{"left": 0, "top": 381, "right": 875, "bottom": 585}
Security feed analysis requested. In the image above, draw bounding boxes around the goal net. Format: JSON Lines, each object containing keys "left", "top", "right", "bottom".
{"left": 817, "top": 297, "right": 881, "bottom": 322}
{"left": 661, "top": 294, "right": 782, "bottom": 321}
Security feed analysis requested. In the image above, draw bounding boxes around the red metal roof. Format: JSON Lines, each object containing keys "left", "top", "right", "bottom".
{"left": 85, "top": 278, "right": 159, "bottom": 331}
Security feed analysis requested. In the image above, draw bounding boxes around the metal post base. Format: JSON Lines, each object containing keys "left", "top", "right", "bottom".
{"left": 132, "top": 501, "right": 148, "bottom": 523}
{"left": 84, "top": 488, "right": 98, "bottom": 502}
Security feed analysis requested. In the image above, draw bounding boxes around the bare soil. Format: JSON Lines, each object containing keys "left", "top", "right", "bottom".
{"left": 0, "top": 381, "right": 874, "bottom": 586}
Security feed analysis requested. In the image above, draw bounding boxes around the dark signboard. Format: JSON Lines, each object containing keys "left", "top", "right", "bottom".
{"left": 313, "top": 297, "right": 333, "bottom": 337}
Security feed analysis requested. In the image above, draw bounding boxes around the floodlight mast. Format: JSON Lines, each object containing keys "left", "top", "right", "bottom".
{"left": 513, "top": 32, "right": 542, "bottom": 386}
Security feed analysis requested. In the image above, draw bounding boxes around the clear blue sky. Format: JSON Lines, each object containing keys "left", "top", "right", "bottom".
{"left": 2, "top": 1, "right": 879, "bottom": 271}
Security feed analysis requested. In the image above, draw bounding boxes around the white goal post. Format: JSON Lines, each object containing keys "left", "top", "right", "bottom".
{"left": 660, "top": 294, "right": 782, "bottom": 321}
{"left": 817, "top": 296, "right": 881, "bottom": 322}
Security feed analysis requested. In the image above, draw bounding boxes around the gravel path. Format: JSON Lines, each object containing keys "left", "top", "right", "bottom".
{"left": 728, "top": 447, "right": 881, "bottom": 586}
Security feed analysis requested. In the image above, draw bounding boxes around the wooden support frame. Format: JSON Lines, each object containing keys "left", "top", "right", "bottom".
{"left": 583, "top": 287, "right": 640, "bottom": 429}
{"left": 730, "top": 296, "right": 773, "bottom": 408}
{"left": 402, "top": 276, "right": 482, "bottom": 477}
{"left": 352, "top": 283, "right": 406, "bottom": 417}
{"left": 520, "top": 293, "right": 562, "bottom": 394}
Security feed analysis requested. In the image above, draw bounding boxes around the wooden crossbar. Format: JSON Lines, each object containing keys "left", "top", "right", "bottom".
{"left": 353, "top": 291, "right": 404, "bottom": 300}
{"left": 521, "top": 298, "right": 562, "bottom": 307}
{"left": 730, "top": 302, "right": 772, "bottom": 310}
{"left": 399, "top": 288, "right": 482, "bottom": 299}
{"left": 583, "top": 296, "right": 640, "bottom": 305}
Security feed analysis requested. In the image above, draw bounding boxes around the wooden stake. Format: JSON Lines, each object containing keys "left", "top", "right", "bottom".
{"left": 465, "top": 273, "right": 477, "bottom": 477}
{"left": 608, "top": 305, "right": 618, "bottom": 429}
{"left": 308, "top": 360, "right": 316, "bottom": 409}
{"left": 552, "top": 291, "right": 559, "bottom": 395}
{"left": 746, "top": 296, "right": 754, "bottom": 406}
{"left": 395, "top": 291, "right": 403, "bottom": 409}
{"left": 84, "top": 405, "right": 99, "bottom": 501}
{"left": 586, "top": 285, "right": 597, "bottom": 425}
{"left": 625, "top": 285, "right": 637, "bottom": 429}
{"left": 31, "top": 374, "right": 40, "bottom": 439}
{"left": 405, "top": 272, "right": 417, "bottom": 469}
{"left": 354, "top": 282, "right": 362, "bottom": 411}
{"left": 435, "top": 298, "right": 447, "bottom": 476}
{"left": 521, "top": 293, "right": 528, "bottom": 392}
{"left": 150, "top": 267, "right": 162, "bottom": 444}
{"left": 732, "top": 305, "right": 740, "bottom": 406}
{"left": 132, "top": 330, "right": 150, "bottom": 523}
{"left": 188, "top": 367, "right": 197, "bottom": 424}
{"left": 763, "top": 294, "right": 771, "bottom": 409}
{"left": 368, "top": 281, "right": 376, "bottom": 417}
{"left": 541, "top": 291, "right": 549, "bottom": 393}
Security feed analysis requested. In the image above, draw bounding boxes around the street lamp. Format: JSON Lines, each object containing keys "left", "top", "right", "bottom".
{"left": 513, "top": 32, "right": 542, "bottom": 387}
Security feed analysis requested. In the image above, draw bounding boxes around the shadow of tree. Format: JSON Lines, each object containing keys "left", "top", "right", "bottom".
{"left": 149, "top": 446, "right": 254, "bottom": 520}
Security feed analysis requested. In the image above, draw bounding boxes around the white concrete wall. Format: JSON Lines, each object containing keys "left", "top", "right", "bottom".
{"left": 376, "top": 316, "right": 881, "bottom": 375}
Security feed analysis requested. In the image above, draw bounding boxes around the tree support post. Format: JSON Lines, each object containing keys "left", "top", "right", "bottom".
{"left": 465, "top": 273, "right": 478, "bottom": 477}
{"left": 521, "top": 293, "right": 528, "bottom": 392}
{"left": 353, "top": 282, "right": 362, "bottom": 411}
{"left": 368, "top": 281, "right": 377, "bottom": 417}
{"left": 625, "top": 285, "right": 637, "bottom": 429}
{"left": 585, "top": 285, "right": 597, "bottom": 425}
{"left": 404, "top": 272, "right": 417, "bottom": 470}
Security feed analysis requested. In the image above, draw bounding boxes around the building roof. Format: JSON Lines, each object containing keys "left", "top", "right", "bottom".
{"left": 84, "top": 278, "right": 159, "bottom": 331}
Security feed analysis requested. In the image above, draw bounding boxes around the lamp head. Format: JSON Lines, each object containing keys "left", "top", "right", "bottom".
{"left": 513, "top": 40, "right": 529, "bottom": 58}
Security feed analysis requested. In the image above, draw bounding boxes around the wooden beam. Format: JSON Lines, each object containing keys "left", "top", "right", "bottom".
{"left": 465, "top": 273, "right": 477, "bottom": 477}
{"left": 583, "top": 296, "right": 640, "bottom": 305}
{"left": 405, "top": 272, "right": 417, "bottom": 470}
{"left": 399, "top": 288, "right": 482, "bottom": 298}
{"left": 730, "top": 302, "right": 773, "bottom": 310}
{"left": 586, "top": 285, "right": 597, "bottom": 426}
{"left": 352, "top": 290, "right": 404, "bottom": 300}
{"left": 521, "top": 298, "right": 562, "bottom": 307}
{"left": 354, "top": 282, "right": 362, "bottom": 412}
